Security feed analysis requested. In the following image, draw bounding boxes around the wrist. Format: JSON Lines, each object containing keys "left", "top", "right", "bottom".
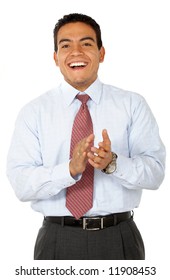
{"left": 102, "top": 152, "right": 117, "bottom": 174}
{"left": 69, "top": 161, "right": 77, "bottom": 178}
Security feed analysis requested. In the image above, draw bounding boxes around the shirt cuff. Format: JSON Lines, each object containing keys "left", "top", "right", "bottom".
{"left": 51, "top": 161, "right": 79, "bottom": 189}
{"left": 114, "top": 154, "right": 132, "bottom": 180}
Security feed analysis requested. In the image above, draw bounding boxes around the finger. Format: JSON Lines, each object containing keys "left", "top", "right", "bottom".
{"left": 88, "top": 158, "right": 100, "bottom": 169}
{"left": 91, "top": 147, "right": 107, "bottom": 159}
{"left": 102, "top": 129, "right": 111, "bottom": 144}
{"left": 87, "top": 151, "right": 95, "bottom": 161}
{"left": 91, "top": 147, "right": 100, "bottom": 155}
{"left": 76, "top": 134, "right": 94, "bottom": 154}
{"left": 86, "top": 133, "right": 95, "bottom": 144}
{"left": 88, "top": 151, "right": 104, "bottom": 166}
{"left": 98, "top": 129, "right": 111, "bottom": 152}
{"left": 98, "top": 141, "right": 110, "bottom": 152}
{"left": 94, "top": 156, "right": 102, "bottom": 164}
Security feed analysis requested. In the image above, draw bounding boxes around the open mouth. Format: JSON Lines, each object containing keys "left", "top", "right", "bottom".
{"left": 69, "top": 62, "right": 88, "bottom": 69}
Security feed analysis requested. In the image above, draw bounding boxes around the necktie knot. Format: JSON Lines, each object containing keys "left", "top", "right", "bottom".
{"left": 76, "top": 94, "right": 90, "bottom": 106}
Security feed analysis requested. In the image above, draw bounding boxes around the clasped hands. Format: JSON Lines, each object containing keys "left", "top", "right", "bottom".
{"left": 69, "top": 129, "right": 112, "bottom": 177}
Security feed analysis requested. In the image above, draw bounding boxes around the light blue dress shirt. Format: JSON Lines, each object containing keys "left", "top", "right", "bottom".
{"left": 7, "top": 78, "right": 165, "bottom": 216}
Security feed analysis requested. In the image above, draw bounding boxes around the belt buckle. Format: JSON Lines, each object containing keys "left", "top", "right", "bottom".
{"left": 83, "top": 217, "right": 104, "bottom": 230}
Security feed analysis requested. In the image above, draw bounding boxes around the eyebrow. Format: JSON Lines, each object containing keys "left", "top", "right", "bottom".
{"left": 80, "top": 36, "right": 95, "bottom": 42}
{"left": 58, "top": 36, "right": 95, "bottom": 45}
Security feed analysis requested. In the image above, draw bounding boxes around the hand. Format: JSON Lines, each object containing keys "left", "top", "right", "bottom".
{"left": 87, "top": 129, "right": 112, "bottom": 170}
{"left": 69, "top": 134, "right": 94, "bottom": 177}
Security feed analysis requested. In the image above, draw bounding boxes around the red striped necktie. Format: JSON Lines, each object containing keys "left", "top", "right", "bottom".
{"left": 66, "top": 94, "right": 94, "bottom": 219}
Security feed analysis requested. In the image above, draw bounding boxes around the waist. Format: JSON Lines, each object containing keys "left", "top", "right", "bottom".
{"left": 44, "top": 211, "right": 132, "bottom": 230}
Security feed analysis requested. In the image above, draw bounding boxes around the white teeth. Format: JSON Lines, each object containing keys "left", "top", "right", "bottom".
{"left": 69, "top": 62, "right": 87, "bottom": 67}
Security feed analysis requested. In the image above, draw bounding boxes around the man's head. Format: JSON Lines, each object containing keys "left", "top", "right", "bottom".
{"left": 53, "top": 13, "right": 105, "bottom": 91}
{"left": 53, "top": 13, "right": 103, "bottom": 52}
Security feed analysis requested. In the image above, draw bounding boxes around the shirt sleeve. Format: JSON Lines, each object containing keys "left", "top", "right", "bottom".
{"left": 113, "top": 96, "right": 166, "bottom": 190}
{"left": 6, "top": 103, "right": 77, "bottom": 202}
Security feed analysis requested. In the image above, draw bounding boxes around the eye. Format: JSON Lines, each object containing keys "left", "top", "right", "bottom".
{"left": 61, "top": 44, "right": 70, "bottom": 49}
{"left": 83, "top": 42, "right": 92, "bottom": 47}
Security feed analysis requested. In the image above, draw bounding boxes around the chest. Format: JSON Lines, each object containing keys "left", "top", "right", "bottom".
{"left": 37, "top": 99, "right": 131, "bottom": 165}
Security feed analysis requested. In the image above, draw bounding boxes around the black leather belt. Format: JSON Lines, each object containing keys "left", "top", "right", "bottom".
{"left": 45, "top": 211, "right": 132, "bottom": 230}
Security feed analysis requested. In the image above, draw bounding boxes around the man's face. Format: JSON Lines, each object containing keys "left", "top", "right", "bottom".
{"left": 54, "top": 22, "right": 105, "bottom": 91}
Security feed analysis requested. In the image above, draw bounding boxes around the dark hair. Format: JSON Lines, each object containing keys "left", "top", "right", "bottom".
{"left": 53, "top": 13, "right": 103, "bottom": 52}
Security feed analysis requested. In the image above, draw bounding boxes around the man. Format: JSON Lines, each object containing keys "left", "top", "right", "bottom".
{"left": 7, "top": 13, "right": 165, "bottom": 260}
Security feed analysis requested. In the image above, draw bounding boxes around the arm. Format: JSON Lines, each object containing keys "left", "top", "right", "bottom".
{"left": 114, "top": 97, "right": 166, "bottom": 190}
{"left": 6, "top": 104, "right": 77, "bottom": 202}
{"left": 88, "top": 98, "right": 165, "bottom": 190}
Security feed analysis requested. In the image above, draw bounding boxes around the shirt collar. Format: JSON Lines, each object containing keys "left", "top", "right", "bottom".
{"left": 60, "top": 78, "right": 103, "bottom": 107}
{"left": 60, "top": 80, "right": 79, "bottom": 107}
{"left": 84, "top": 78, "right": 102, "bottom": 105}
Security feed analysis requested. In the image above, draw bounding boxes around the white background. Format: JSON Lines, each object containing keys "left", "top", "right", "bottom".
{"left": 0, "top": 0, "right": 169, "bottom": 278}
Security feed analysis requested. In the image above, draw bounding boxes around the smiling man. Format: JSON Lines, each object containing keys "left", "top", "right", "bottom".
{"left": 7, "top": 13, "right": 165, "bottom": 260}
{"left": 54, "top": 21, "right": 105, "bottom": 91}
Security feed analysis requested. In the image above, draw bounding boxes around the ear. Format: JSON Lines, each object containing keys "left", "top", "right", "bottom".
{"left": 53, "top": 52, "right": 59, "bottom": 66}
{"left": 99, "top": 46, "right": 105, "bottom": 63}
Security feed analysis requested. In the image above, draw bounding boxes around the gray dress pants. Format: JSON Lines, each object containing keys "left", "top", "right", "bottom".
{"left": 34, "top": 217, "right": 145, "bottom": 260}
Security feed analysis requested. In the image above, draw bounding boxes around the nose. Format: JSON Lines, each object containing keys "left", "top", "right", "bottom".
{"left": 71, "top": 43, "right": 83, "bottom": 56}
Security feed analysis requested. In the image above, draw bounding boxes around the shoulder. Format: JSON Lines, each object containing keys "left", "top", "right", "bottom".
{"left": 19, "top": 86, "right": 61, "bottom": 114}
{"left": 103, "top": 83, "right": 144, "bottom": 100}
{"left": 102, "top": 82, "right": 147, "bottom": 107}
{"left": 15, "top": 86, "right": 61, "bottom": 125}
{"left": 100, "top": 82, "right": 153, "bottom": 119}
